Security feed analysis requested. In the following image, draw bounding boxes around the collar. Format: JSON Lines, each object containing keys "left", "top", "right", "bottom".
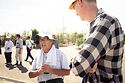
{"left": 90, "top": 8, "right": 104, "bottom": 27}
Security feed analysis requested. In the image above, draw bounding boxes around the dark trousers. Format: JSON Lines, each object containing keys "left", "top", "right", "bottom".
{"left": 0, "top": 45, "right": 1, "bottom": 54}
{"left": 39, "top": 78, "right": 64, "bottom": 83}
{"left": 25, "top": 47, "right": 34, "bottom": 61}
{"left": 4, "top": 52, "right": 12, "bottom": 63}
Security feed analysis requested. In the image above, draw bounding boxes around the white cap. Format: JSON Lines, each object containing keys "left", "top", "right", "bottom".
{"left": 39, "top": 32, "right": 54, "bottom": 40}
{"left": 6, "top": 36, "right": 10, "bottom": 39}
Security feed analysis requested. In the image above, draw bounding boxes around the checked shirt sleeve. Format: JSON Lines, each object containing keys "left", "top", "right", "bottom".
{"left": 70, "top": 20, "right": 112, "bottom": 77}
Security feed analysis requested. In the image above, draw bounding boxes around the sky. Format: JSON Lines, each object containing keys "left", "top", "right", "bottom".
{"left": 0, "top": 0, "right": 125, "bottom": 35}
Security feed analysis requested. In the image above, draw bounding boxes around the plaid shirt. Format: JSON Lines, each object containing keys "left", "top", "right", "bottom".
{"left": 70, "top": 8, "right": 124, "bottom": 83}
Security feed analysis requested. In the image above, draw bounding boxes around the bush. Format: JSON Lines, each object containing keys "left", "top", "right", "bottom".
{"left": 76, "top": 37, "right": 85, "bottom": 48}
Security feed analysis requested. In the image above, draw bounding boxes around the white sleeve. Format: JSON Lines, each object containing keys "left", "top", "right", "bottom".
{"left": 19, "top": 39, "right": 23, "bottom": 48}
{"left": 30, "top": 56, "right": 37, "bottom": 71}
{"left": 4, "top": 41, "right": 7, "bottom": 49}
{"left": 26, "top": 40, "right": 28, "bottom": 47}
{"left": 26, "top": 40, "right": 31, "bottom": 49}
{"left": 10, "top": 41, "right": 14, "bottom": 48}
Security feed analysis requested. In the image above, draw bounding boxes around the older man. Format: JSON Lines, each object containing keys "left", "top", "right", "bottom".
{"left": 69, "top": 0, "right": 124, "bottom": 83}
{"left": 29, "top": 33, "right": 70, "bottom": 83}
{"left": 4, "top": 36, "right": 14, "bottom": 64}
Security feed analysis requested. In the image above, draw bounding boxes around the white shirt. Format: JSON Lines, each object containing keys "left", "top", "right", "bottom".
{"left": 16, "top": 38, "right": 23, "bottom": 48}
{"left": 30, "top": 49, "right": 70, "bottom": 82}
{"left": 5, "top": 40, "right": 14, "bottom": 52}
{"left": 26, "top": 39, "right": 33, "bottom": 49}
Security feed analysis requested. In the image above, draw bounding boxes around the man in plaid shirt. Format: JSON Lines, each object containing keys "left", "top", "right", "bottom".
{"left": 69, "top": 0, "right": 124, "bottom": 83}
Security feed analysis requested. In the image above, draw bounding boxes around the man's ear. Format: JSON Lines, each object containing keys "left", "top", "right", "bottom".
{"left": 79, "top": 0, "right": 83, "bottom": 8}
{"left": 50, "top": 40, "right": 53, "bottom": 44}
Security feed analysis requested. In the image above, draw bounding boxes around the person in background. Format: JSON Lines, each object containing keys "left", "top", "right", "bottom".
{"left": 4, "top": 36, "right": 14, "bottom": 64}
{"left": 29, "top": 33, "right": 70, "bottom": 83}
{"left": 15, "top": 34, "right": 23, "bottom": 66}
{"left": 69, "top": 0, "right": 124, "bottom": 83}
{"left": 52, "top": 34, "right": 59, "bottom": 49}
{"left": 25, "top": 36, "right": 34, "bottom": 62}
{"left": 0, "top": 35, "right": 2, "bottom": 55}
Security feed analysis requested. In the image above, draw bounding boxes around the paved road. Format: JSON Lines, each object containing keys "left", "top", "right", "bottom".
{"left": 0, "top": 45, "right": 124, "bottom": 83}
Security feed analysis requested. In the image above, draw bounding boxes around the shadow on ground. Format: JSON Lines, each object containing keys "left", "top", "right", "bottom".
{"left": 5, "top": 64, "right": 16, "bottom": 70}
{"left": 5, "top": 64, "right": 28, "bottom": 73}
{"left": 17, "top": 65, "right": 28, "bottom": 73}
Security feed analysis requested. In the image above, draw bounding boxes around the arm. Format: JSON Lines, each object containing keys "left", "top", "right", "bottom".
{"left": 42, "top": 64, "right": 70, "bottom": 76}
{"left": 19, "top": 48, "right": 22, "bottom": 54}
{"left": 89, "top": 62, "right": 98, "bottom": 73}
{"left": 10, "top": 41, "right": 14, "bottom": 49}
{"left": 4, "top": 41, "right": 7, "bottom": 49}
{"left": 29, "top": 56, "right": 42, "bottom": 78}
{"left": 29, "top": 66, "right": 70, "bottom": 78}
{"left": 19, "top": 39, "right": 23, "bottom": 54}
{"left": 51, "top": 69, "right": 70, "bottom": 76}
{"left": 29, "top": 70, "right": 40, "bottom": 78}
{"left": 70, "top": 21, "right": 112, "bottom": 77}
{"left": 29, "top": 68, "right": 44, "bottom": 78}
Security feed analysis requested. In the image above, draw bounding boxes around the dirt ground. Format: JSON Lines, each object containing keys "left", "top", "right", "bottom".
{"left": 0, "top": 45, "right": 124, "bottom": 83}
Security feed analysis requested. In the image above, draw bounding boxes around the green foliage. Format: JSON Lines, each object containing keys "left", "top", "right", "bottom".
{"left": 123, "top": 32, "right": 125, "bottom": 42}
{"left": 76, "top": 37, "right": 85, "bottom": 48}
{"left": 65, "top": 33, "right": 70, "bottom": 44}
{"left": 10, "top": 34, "right": 16, "bottom": 45}
{"left": 22, "top": 30, "right": 30, "bottom": 45}
{"left": 70, "top": 32, "right": 78, "bottom": 44}
{"left": 56, "top": 33, "right": 64, "bottom": 44}
{"left": 1, "top": 32, "right": 16, "bottom": 46}
{"left": 75, "top": 33, "right": 86, "bottom": 47}
{"left": 1, "top": 32, "right": 6, "bottom": 46}
{"left": 31, "top": 28, "right": 39, "bottom": 41}
{"left": 1, "top": 31, "right": 31, "bottom": 46}
{"left": 56, "top": 32, "right": 86, "bottom": 47}
{"left": 0, "top": 28, "right": 86, "bottom": 48}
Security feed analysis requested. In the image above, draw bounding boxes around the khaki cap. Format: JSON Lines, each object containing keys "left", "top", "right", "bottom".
{"left": 69, "top": 0, "right": 77, "bottom": 10}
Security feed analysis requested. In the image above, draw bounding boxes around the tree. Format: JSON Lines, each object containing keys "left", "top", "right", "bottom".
{"left": 76, "top": 33, "right": 86, "bottom": 48}
{"left": 31, "top": 28, "right": 39, "bottom": 41}
{"left": 56, "top": 33, "right": 64, "bottom": 44}
{"left": 123, "top": 31, "right": 125, "bottom": 42}
{"left": 70, "top": 32, "right": 78, "bottom": 44}
{"left": 76, "top": 38, "right": 83, "bottom": 48}
{"left": 1, "top": 32, "right": 15, "bottom": 46}
{"left": 22, "top": 30, "right": 30, "bottom": 45}
{"left": 10, "top": 34, "right": 16, "bottom": 45}
{"left": 65, "top": 33, "right": 70, "bottom": 45}
{"left": 1, "top": 32, "right": 6, "bottom": 46}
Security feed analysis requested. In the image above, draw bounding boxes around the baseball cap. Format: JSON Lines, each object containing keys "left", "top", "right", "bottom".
{"left": 69, "top": 0, "right": 77, "bottom": 10}
{"left": 6, "top": 36, "right": 10, "bottom": 39}
{"left": 38, "top": 32, "right": 55, "bottom": 40}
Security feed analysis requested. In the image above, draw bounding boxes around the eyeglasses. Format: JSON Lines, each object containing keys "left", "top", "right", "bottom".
{"left": 39, "top": 36, "right": 49, "bottom": 42}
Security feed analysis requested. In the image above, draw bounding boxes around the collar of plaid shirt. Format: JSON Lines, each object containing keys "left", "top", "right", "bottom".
{"left": 90, "top": 8, "right": 104, "bottom": 28}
